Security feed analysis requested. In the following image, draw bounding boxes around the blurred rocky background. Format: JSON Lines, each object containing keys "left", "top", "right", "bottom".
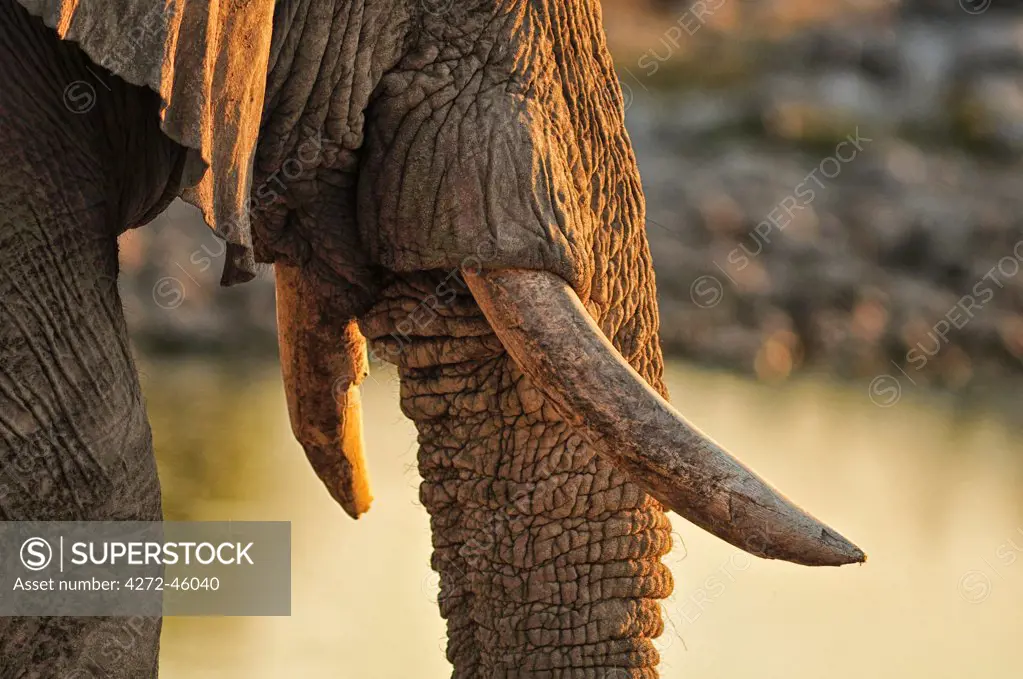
{"left": 121, "top": 0, "right": 1023, "bottom": 391}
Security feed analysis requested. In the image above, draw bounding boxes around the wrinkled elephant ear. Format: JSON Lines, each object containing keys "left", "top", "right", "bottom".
{"left": 16, "top": 0, "right": 276, "bottom": 286}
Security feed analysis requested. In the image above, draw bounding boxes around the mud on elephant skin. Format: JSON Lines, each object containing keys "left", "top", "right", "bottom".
{"left": 1, "top": 0, "right": 863, "bottom": 677}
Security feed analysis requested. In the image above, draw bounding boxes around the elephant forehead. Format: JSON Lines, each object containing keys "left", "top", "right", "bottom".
{"left": 250, "top": 1, "right": 656, "bottom": 333}
{"left": 358, "top": 1, "right": 650, "bottom": 316}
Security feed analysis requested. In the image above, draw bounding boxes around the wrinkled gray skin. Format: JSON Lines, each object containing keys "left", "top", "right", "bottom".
{"left": 1, "top": 1, "right": 670, "bottom": 676}
{"left": 0, "top": 4, "right": 178, "bottom": 676}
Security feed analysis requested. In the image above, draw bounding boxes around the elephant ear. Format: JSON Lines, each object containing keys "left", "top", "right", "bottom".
{"left": 16, "top": 0, "right": 276, "bottom": 285}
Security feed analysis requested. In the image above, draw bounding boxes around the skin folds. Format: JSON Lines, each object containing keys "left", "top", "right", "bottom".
{"left": 2, "top": 1, "right": 861, "bottom": 676}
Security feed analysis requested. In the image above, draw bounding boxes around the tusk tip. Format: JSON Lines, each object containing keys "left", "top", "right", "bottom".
{"left": 340, "top": 500, "right": 371, "bottom": 520}
{"left": 811, "top": 527, "right": 866, "bottom": 566}
{"left": 333, "top": 484, "right": 373, "bottom": 521}
{"left": 300, "top": 443, "right": 374, "bottom": 520}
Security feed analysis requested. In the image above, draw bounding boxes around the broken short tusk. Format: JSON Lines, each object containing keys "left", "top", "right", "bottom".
{"left": 274, "top": 263, "right": 373, "bottom": 519}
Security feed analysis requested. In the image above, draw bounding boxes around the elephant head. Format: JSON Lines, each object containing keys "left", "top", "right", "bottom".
{"left": 5, "top": 0, "right": 862, "bottom": 675}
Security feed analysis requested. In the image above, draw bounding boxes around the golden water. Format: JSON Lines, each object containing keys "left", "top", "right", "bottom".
{"left": 146, "top": 358, "right": 1023, "bottom": 678}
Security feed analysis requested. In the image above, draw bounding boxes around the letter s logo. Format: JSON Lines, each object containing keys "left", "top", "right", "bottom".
{"left": 21, "top": 537, "right": 53, "bottom": 571}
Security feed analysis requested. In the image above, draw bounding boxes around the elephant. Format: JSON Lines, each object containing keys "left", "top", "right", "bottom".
{"left": 0, "top": 0, "right": 863, "bottom": 676}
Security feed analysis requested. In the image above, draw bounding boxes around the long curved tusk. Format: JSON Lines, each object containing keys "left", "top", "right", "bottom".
{"left": 463, "top": 268, "right": 864, "bottom": 567}
{"left": 275, "top": 263, "right": 372, "bottom": 519}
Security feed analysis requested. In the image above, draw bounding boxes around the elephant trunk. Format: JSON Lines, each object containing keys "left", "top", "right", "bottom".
{"left": 408, "top": 358, "right": 670, "bottom": 677}
{"left": 361, "top": 272, "right": 672, "bottom": 677}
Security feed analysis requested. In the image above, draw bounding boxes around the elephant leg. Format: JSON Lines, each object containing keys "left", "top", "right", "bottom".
{"left": 363, "top": 274, "right": 674, "bottom": 679}
{"left": 0, "top": 2, "right": 186, "bottom": 675}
